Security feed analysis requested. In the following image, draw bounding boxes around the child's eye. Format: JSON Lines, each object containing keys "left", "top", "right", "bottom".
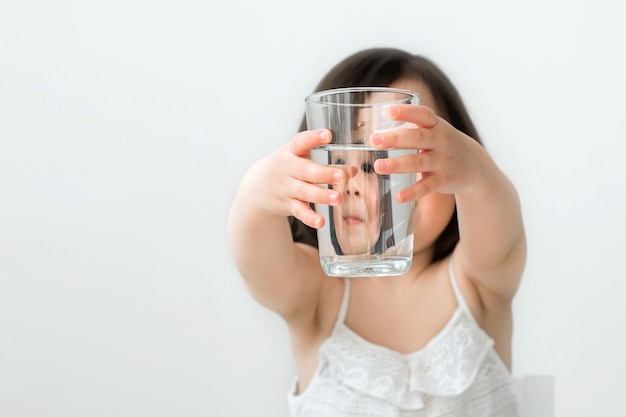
{"left": 334, "top": 158, "right": 346, "bottom": 165}
{"left": 361, "top": 162, "right": 375, "bottom": 174}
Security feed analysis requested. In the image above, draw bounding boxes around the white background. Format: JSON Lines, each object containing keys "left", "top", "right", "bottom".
{"left": 1, "top": 1, "right": 625, "bottom": 416}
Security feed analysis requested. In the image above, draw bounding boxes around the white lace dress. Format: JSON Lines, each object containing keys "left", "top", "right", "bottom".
{"left": 287, "top": 263, "right": 520, "bottom": 417}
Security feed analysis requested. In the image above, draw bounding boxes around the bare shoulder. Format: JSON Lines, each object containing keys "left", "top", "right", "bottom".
{"left": 452, "top": 230, "right": 525, "bottom": 307}
{"left": 449, "top": 250, "right": 518, "bottom": 315}
{"left": 449, "top": 250, "right": 516, "bottom": 367}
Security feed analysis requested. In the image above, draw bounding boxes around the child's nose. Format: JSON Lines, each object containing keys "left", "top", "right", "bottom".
{"left": 344, "top": 176, "right": 362, "bottom": 197}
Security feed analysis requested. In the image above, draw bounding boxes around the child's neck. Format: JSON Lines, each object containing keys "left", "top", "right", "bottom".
{"left": 354, "top": 249, "right": 438, "bottom": 293}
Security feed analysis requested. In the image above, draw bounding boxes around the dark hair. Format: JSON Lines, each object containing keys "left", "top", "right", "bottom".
{"left": 289, "top": 47, "right": 482, "bottom": 263}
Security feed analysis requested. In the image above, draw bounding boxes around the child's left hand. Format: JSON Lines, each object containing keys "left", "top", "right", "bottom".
{"left": 370, "top": 104, "right": 489, "bottom": 202}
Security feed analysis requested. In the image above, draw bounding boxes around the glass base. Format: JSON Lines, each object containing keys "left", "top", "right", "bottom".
{"left": 320, "top": 256, "right": 412, "bottom": 278}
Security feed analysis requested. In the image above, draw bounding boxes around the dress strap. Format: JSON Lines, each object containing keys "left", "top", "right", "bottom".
{"left": 448, "top": 257, "right": 472, "bottom": 316}
{"left": 332, "top": 278, "right": 351, "bottom": 334}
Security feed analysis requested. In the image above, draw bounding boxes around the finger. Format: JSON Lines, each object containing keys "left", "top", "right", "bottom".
{"left": 290, "top": 180, "right": 341, "bottom": 207}
{"left": 374, "top": 150, "right": 436, "bottom": 174}
{"left": 369, "top": 105, "right": 439, "bottom": 150}
{"left": 293, "top": 158, "right": 355, "bottom": 186}
{"left": 396, "top": 173, "right": 443, "bottom": 203}
{"left": 290, "top": 129, "right": 331, "bottom": 157}
{"left": 370, "top": 123, "right": 436, "bottom": 151}
{"left": 290, "top": 199, "right": 325, "bottom": 229}
{"left": 389, "top": 104, "right": 439, "bottom": 128}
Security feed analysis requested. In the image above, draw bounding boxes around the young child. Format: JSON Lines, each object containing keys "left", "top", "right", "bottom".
{"left": 227, "top": 47, "right": 526, "bottom": 417}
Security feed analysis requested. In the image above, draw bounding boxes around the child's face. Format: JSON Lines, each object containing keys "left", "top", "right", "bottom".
{"left": 331, "top": 149, "right": 381, "bottom": 254}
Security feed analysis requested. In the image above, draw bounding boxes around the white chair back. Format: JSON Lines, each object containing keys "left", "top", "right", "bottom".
{"left": 514, "top": 375, "right": 554, "bottom": 417}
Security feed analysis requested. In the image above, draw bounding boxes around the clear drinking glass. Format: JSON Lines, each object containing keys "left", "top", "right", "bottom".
{"left": 305, "top": 87, "right": 419, "bottom": 277}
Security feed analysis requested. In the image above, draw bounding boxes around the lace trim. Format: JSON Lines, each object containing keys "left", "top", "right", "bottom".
{"left": 319, "top": 307, "right": 494, "bottom": 410}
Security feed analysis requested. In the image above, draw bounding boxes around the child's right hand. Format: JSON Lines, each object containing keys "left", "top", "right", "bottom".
{"left": 251, "top": 129, "right": 349, "bottom": 229}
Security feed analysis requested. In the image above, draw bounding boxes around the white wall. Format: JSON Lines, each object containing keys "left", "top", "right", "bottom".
{"left": 1, "top": 1, "right": 625, "bottom": 416}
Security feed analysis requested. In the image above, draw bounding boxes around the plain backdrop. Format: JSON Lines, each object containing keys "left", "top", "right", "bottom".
{"left": 1, "top": 1, "right": 625, "bottom": 416}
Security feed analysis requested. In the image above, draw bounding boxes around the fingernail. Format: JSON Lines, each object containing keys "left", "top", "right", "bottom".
{"left": 333, "top": 170, "right": 343, "bottom": 183}
{"left": 376, "top": 160, "right": 388, "bottom": 171}
{"left": 320, "top": 130, "right": 331, "bottom": 142}
{"left": 371, "top": 134, "right": 383, "bottom": 146}
{"left": 329, "top": 192, "right": 340, "bottom": 204}
{"left": 389, "top": 105, "right": 399, "bottom": 119}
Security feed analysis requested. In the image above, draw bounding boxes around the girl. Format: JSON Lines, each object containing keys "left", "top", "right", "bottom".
{"left": 227, "top": 47, "right": 526, "bottom": 417}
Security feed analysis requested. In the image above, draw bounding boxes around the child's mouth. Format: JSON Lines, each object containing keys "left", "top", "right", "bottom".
{"left": 344, "top": 215, "right": 364, "bottom": 226}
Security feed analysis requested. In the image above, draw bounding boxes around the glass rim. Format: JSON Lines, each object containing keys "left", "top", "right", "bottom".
{"left": 305, "top": 86, "right": 420, "bottom": 107}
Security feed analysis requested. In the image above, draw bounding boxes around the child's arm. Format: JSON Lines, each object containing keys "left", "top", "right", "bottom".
{"left": 452, "top": 142, "right": 525, "bottom": 301}
{"left": 371, "top": 104, "right": 526, "bottom": 302}
{"left": 227, "top": 129, "right": 347, "bottom": 322}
